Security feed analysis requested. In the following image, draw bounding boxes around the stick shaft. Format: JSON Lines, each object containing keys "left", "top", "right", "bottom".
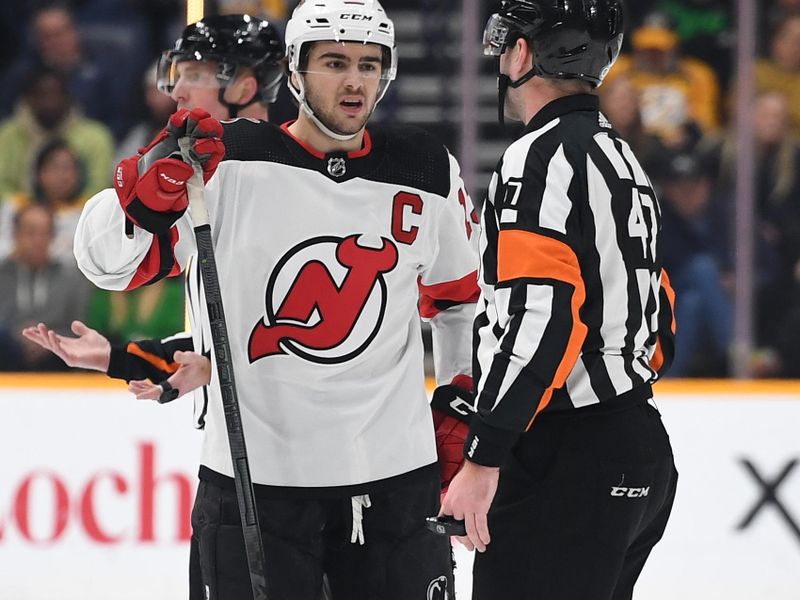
{"left": 183, "top": 148, "right": 269, "bottom": 599}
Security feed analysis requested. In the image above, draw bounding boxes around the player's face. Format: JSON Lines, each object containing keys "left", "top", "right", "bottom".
{"left": 170, "top": 61, "right": 230, "bottom": 120}
{"left": 300, "top": 41, "right": 383, "bottom": 136}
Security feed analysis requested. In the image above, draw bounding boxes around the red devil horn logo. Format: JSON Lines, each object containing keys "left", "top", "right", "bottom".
{"left": 248, "top": 235, "right": 398, "bottom": 362}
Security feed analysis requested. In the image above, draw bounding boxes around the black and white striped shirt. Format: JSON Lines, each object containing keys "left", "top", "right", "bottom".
{"left": 465, "top": 94, "right": 676, "bottom": 467}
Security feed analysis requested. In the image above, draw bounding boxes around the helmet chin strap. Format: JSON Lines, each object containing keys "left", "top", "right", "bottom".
{"left": 289, "top": 73, "right": 363, "bottom": 142}
{"left": 218, "top": 89, "right": 262, "bottom": 120}
{"left": 497, "top": 65, "right": 537, "bottom": 124}
{"left": 218, "top": 90, "right": 247, "bottom": 119}
{"left": 216, "top": 64, "right": 263, "bottom": 120}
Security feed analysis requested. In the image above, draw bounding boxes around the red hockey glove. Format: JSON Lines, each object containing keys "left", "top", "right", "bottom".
{"left": 114, "top": 108, "right": 225, "bottom": 234}
{"left": 431, "top": 374, "right": 475, "bottom": 494}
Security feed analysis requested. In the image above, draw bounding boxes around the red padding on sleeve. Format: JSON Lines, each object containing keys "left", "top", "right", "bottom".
{"left": 418, "top": 271, "right": 479, "bottom": 319}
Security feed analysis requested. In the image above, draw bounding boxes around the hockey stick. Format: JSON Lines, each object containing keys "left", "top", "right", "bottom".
{"left": 180, "top": 139, "right": 269, "bottom": 600}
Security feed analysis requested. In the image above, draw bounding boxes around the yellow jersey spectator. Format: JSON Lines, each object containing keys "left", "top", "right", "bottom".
{"left": 605, "top": 14, "right": 721, "bottom": 146}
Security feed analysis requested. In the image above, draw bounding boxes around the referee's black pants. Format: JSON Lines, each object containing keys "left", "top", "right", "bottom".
{"left": 473, "top": 387, "right": 678, "bottom": 600}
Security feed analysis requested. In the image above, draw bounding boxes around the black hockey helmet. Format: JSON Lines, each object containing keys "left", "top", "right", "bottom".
{"left": 157, "top": 14, "right": 285, "bottom": 114}
{"left": 483, "top": 0, "right": 624, "bottom": 87}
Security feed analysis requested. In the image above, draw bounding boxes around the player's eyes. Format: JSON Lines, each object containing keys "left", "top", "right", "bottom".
{"left": 325, "top": 60, "right": 346, "bottom": 70}
{"left": 359, "top": 63, "right": 378, "bottom": 73}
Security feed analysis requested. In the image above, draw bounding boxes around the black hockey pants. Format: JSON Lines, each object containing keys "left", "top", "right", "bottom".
{"left": 189, "top": 466, "right": 454, "bottom": 600}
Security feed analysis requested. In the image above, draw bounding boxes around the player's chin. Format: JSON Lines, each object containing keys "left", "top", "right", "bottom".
{"left": 333, "top": 114, "right": 369, "bottom": 135}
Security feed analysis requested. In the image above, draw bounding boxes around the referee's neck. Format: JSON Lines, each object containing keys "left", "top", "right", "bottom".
{"left": 518, "top": 80, "right": 594, "bottom": 124}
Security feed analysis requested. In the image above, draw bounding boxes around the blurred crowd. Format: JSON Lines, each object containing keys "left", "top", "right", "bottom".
{"left": 0, "top": 0, "right": 798, "bottom": 378}
{"left": 599, "top": 0, "right": 800, "bottom": 378}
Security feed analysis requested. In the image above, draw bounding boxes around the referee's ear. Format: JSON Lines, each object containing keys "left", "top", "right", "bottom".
{"left": 508, "top": 37, "right": 534, "bottom": 79}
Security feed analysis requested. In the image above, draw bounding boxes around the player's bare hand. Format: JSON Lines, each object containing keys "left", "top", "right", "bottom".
{"left": 21, "top": 321, "right": 111, "bottom": 372}
{"left": 439, "top": 460, "right": 499, "bottom": 553}
{"left": 128, "top": 351, "right": 211, "bottom": 401}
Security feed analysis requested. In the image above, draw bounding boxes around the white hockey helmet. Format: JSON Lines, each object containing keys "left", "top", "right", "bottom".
{"left": 284, "top": 0, "right": 397, "bottom": 140}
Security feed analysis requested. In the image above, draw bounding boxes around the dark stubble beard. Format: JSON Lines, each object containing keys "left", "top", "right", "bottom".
{"left": 305, "top": 84, "right": 374, "bottom": 136}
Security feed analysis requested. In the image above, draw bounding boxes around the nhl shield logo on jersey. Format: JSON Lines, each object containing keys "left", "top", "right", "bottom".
{"left": 248, "top": 234, "right": 398, "bottom": 364}
{"left": 327, "top": 156, "right": 346, "bottom": 177}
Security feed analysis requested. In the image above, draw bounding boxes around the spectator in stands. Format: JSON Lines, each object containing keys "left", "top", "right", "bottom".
{"left": 756, "top": 16, "right": 800, "bottom": 137}
{"left": 0, "top": 204, "right": 91, "bottom": 371}
{"left": 0, "top": 68, "right": 114, "bottom": 199}
{"left": 599, "top": 75, "right": 668, "bottom": 174}
{"left": 0, "top": 2, "right": 135, "bottom": 138}
{"left": 713, "top": 91, "right": 800, "bottom": 375}
{"left": 0, "top": 139, "right": 89, "bottom": 264}
{"left": 749, "top": 92, "right": 800, "bottom": 271}
{"left": 656, "top": 150, "right": 733, "bottom": 377}
{"left": 115, "top": 63, "right": 177, "bottom": 164}
{"left": 654, "top": 0, "right": 734, "bottom": 88}
{"left": 605, "top": 13, "right": 720, "bottom": 148}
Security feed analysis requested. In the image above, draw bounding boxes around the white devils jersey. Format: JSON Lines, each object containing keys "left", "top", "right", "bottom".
{"left": 75, "top": 120, "right": 479, "bottom": 489}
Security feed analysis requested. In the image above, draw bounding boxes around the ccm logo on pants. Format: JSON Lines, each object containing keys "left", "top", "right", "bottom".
{"left": 610, "top": 486, "right": 650, "bottom": 498}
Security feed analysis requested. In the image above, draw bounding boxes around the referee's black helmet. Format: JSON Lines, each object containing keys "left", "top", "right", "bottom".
{"left": 483, "top": 0, "right": 625, "bottom": 88}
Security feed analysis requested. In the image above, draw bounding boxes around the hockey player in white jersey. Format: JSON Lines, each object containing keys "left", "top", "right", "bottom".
{"left": 30, "top": 2, "right": 480, "bottom": 598}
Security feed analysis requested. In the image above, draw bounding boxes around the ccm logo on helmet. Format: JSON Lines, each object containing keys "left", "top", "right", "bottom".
{"left": 340, "top": 14, "right": 373, "bottom": 20}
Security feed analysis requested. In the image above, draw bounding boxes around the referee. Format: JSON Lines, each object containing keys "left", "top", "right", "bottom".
{"left": 441, "top": 2, "right": 679, "bottom": 599}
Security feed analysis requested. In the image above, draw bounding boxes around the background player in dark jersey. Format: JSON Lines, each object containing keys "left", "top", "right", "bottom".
{"left": 28, "top": 1, "right": 478, "bottom": 599}
{"left": 440, "top": 2, "right": 678, "bottom": 599}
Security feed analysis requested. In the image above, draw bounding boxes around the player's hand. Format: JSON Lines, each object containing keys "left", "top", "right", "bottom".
{"left": 115, "top": 108, "right": 224, "bottom": 234}
{"left": 128, "top": 351, "right": 211, "bottom": 401}
{"left": 439, "top": 460, "right": 499, "bottom": 553}
{"left": 21, "top": 321, "right": 111, "bottom": 372}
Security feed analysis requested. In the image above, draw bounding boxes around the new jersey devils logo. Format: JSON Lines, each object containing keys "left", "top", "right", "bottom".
{"left": 427, "top": 576, "right": 450, "bottom": 600}
{"left": 248, "top": 234, "right": 398, "bottom": 364}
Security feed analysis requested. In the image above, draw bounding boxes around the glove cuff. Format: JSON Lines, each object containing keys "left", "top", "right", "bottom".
{"left": 123, "top": 197, "right": 186, "bottom": 235}
{"left": 107, "top": 343, "right": 131, "bottom": 380}
{"left": 431, "top": 375, "right": 475, "bottom": 424}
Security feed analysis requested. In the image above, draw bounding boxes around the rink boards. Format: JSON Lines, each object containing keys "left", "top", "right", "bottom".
{"left": 1, "top": 375, "right": 799, "bottom": 599}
